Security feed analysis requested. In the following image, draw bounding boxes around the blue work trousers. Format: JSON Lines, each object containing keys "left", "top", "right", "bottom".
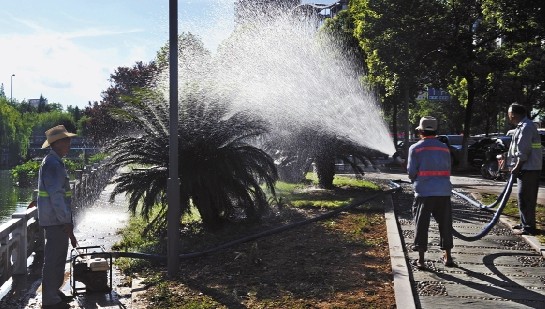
{"left": 42, "top": 225, "right": 69, "bottom": 306}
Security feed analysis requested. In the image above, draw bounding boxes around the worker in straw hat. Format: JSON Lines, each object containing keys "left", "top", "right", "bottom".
{"left": 38, "top": 125, "right": 77, "bottom": 308}
{"left": 407, "top": 116, "right": 454, "bottom": 269}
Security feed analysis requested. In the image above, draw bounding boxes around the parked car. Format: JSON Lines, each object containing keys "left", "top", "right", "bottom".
{"left": 394, "top": 139, "right": 418, "bottom": 159}
{"left": 468, "top": 136, "right": 511, "bottom": 168}
{"left": 437, "top": 135, "right": 464, "bottom": 166}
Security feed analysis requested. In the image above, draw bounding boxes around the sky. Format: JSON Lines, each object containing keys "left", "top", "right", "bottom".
{"left": 0, "top": 0, "right": 335, "bottom": 109}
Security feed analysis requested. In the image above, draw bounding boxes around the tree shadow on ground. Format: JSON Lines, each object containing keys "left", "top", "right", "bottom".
{"left": 169, "top": 193, "right": 395, "bottom": 308}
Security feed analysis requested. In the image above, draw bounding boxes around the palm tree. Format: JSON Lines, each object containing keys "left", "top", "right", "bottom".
{"left": 266, "top": 126, "right": 376, "bottom": 189}
{"left": 106, "top": 89, "right": 278, "bottom": 230}
{"left": 313, "top": 132, "right": 377, "bottom": 189}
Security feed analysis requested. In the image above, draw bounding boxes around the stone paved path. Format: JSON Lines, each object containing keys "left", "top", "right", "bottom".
{"left": 391, "top": 175, "right": 545, "bottom": 309}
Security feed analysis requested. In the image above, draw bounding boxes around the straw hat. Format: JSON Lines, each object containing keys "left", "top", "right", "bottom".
{"left": 41, "top": 125, "right": 77, "bottom": 148}
{"left": 415, "top": 116, "right": 438, "bottom": 131}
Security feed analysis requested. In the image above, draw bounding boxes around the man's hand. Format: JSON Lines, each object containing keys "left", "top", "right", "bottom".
{"left": 511, "top": 160, "right": 521, "bottom": 175}
{"left": 63, "top": 223, "right": 78, "bottom": 248}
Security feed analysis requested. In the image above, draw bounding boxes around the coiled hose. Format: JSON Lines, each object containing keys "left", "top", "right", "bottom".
{"left": 451, "top": 174, "right": 515, "bottom": 241}
{"left": 106, "top": 180, "right": 402, "bottom": 263}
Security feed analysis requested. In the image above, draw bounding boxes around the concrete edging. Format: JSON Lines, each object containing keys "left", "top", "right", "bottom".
{"left": 499, "top": 216, "right": 545, "bottom": 258}
{"left": 384, "top": 194, "right": 416, "bottom": 309}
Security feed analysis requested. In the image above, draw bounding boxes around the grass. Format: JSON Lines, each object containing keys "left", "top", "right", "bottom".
{"left": 272, "top": 174, "right": 380, "bottom": 209}
{"left": 479, "top": 193, "right": 519, "bottom": 217}
{"left": 112, "top": 173, "right": 393, "bottom": 308}
{"left": 115, "top": 173, "right": 381, "bottom": 261}
{"left": 479, "top": 192, "right": 545, "bottom": 244}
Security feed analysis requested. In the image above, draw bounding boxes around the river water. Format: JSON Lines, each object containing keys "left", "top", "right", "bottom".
{"left": 0, "top": 170, "right": 35, "bottom": 225}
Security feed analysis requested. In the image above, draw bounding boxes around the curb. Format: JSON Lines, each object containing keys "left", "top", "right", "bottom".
{"left": 384, "top": 193, "right": 416, "bottom": 309}
{"left": 499, "top": 216, "right": 545, "bottom": 258}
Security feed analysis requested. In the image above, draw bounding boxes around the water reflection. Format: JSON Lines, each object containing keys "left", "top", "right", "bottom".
{"left": 0, "top": 170, "right": 34, "bottom": 224}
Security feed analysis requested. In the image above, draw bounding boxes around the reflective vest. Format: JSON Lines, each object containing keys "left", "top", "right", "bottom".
{"left": 37, "top": 150, "right": 73, "bottom": 226}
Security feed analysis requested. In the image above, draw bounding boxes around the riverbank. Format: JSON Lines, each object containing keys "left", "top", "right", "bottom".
{"left": 0, "top": 170, "right": 34, "bottom": 224}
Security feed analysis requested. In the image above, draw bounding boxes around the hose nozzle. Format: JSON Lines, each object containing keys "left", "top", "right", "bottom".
{"left": 392, "top": 151, "right": 406, "bottom": 165}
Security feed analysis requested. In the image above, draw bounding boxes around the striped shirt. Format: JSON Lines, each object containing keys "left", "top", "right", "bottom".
{"left": 407, "top": 136, "right": 452, "bottom": 197}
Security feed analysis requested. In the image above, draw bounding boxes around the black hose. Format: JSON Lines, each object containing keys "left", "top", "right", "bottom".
{"left": 106, "top": 181, "right": 402, "bottom": 262}
{"left": 452, "top": 176, "right": 510, "bottom": 209}
{"left": 452, "top": 174, "right": 515, "bottom": 241}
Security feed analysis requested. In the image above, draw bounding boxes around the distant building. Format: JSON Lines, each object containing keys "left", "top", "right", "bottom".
{"left": 235, "top": 0, "right": 300, "bottom": 24}
{"left": 234, "top": 0, "right": 349, "bottom": 25}
{"left": 314, "top": 0, "right": 349, "bottom": 19}
{"left": 28, "top": 98, "right": 48, "bottom": 108}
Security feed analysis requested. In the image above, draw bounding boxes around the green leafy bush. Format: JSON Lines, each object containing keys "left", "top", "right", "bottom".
{"left": 88, "top": 152, "right": 108, "bottom": 165}
{"left": 11, "top": 160, "right": 41, "bottom": 185}
{"left": 64, "top": 159, "right": 84, "bottom": 172}
{"left": 11, "top": 158, "right": 84, "bottom": 186}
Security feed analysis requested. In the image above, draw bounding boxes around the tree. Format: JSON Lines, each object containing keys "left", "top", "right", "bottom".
{"left": 31, "top": 111, "right": 77, "bottom": 139}
{"left": 265, "top": 125, "right": 376, "bottom": 188}
{"left": 350, "top": 0, "right": 544, "bottom": 168}
{"left": 83, "top": 61, "right": 158, "bottom": 145}
{"left": 0, "top": 97, "right": 31, "bottom": 166}
{"left": 351, "top": 0, "right": 448, "bottom": 150}
{"left": 66, "top": 105, "right": 82, "bottom": 123}
{"left": 37, "top": 94, "right": 47, "bottom": 113}
{"left": 155, "top": 32, "right": 211, "bottom": 72}
{"left": 481, "top": 0, "right": 545, "bottom": 121}
{"left": 107, "top": 89, "right": 278, "bottom": 231}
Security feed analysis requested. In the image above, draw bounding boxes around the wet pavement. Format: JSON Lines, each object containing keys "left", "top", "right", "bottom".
{"left": 371, "top": 168, "right": 545, "bottom": 309}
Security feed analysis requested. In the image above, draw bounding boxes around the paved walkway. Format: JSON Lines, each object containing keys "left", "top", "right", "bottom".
{"left": 375, "top": 170, "right": 545, "bottom": 309}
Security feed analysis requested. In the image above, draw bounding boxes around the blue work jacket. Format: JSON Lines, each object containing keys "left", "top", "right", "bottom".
{"left": 407, "top": 136, "right": 452, "bottom": 197}
{"left": 37, "top": 150, "right": 73, "bottom": 226}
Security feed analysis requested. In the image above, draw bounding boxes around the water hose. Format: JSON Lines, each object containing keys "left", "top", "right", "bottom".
{"left": 106, "top": 180, "right": 402, "bottom": 262}
{"left": 452, "top": 176, "right": 511, "bottom": 209}
{"left": 451, "top": 174, "right": 515, "bottom": 241}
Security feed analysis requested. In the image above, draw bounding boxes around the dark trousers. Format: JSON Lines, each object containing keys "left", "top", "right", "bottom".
{"left": 42, "top": 225, "right": 69, "bottom": 305}
{"left": 517, "top": 170, "right": 540, "bottom": 232}
{"left": 413, "top": 196, "right": 453, "bottom": 252}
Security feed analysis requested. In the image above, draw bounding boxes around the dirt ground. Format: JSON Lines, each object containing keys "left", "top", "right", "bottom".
{"left": 132, "top": 196, "right": 396, "bottom": 308}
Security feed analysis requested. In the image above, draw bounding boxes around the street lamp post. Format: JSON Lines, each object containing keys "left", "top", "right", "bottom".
{"left": 10, "top": 74, "right": 15, "bottom": 103}
{"left": 167, "top": 0, "right": 181, "bottom": 278}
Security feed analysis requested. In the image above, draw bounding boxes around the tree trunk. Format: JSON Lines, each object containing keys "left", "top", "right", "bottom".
{"left": 403, "top": 86, "right": 411, "bottom": 157}
{"left": 315, "top": 151, "right": 336, "bottom": 189}
{"left": 393, "top": 100, "right": 398, "bottom": 146}
{"left": 460, "top": 74, "right": 475, "bottom": 170}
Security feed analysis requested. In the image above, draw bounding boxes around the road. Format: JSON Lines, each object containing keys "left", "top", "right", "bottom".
{"left": 366, "top": 165, "right": 545, "bottom": 205}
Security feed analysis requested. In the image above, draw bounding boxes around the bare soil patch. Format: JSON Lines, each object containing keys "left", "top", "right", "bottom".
{"left": 132, "top": 191, "right": 396, "bottom": 308}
